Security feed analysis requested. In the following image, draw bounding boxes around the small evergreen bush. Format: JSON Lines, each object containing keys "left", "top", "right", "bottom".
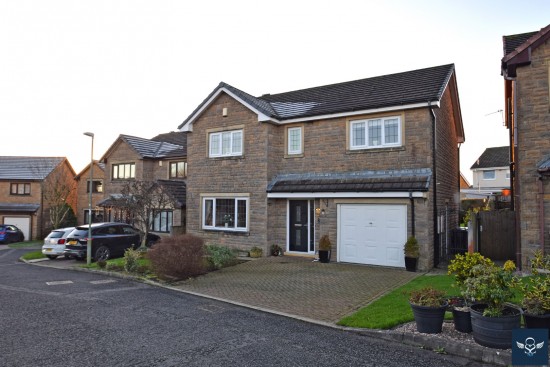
{"left": 206, "top": 245, "right": 238, "bottom": 270}
{"left": 124, "top": 247, "right": 141, "bottom": 273}
{"left": 147, "top": 234, "right": 206, "bottom": 281}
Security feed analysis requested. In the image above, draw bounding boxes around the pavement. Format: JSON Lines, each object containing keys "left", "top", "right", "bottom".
{"left": 26, "top": 252, "right": 512, "bottom": 366}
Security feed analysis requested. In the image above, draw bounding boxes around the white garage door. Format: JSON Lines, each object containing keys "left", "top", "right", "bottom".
{"left": 4, "top": 216, "right": 30, "bottom": 241}
{"left": 338, "top": 204, "right": 407, "bottom": 267}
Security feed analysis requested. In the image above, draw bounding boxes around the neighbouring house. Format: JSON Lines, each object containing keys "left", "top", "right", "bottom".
{"left": 460, "top": 173, "right": 471, "bottom": 190}
{"left": 97, "top": 133, "right": 187, "bottom": 236}
{"left": 74, "top": 160, "right": 106, "bottom": 225}
{"left": 179, "top": 64, "right": 465, "bottom": 270}
{"left": 0, "top": 156, "right": 77, "bottom": 240}
{"left": 462, "top": 146, "right": 511, "bottom": 207}
{"left": 501, "top": 24, "right": 550, "bottom": 267}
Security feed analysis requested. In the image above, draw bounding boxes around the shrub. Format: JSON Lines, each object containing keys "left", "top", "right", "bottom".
{"left": 447, "top": 252, "right": 493, "bottom": 287}
{"left": 409, "top": 286, "right": 446, "bottom": 307}
{"left": 522, "top": 250, "right": 550, "bottom": 315}
{"left": 271, "top": 244, "right": 283, "bottom": 256}
{"left": 404, "top": 236, "right": 419, "bottom": 258}
{"left": 206, "top": 245, "right": 238, "bottom": 270}
{"left": 124, "top": 247, "right": 141, "bottom": 273}
{"left": 249, "top": 246, "right": 263, "bottom": 258}
{"left": 105, "top": 262, "right": 124, "bottom": 272}
{"left": 96, "top": 259, "right": 107, "bottom": 269}
{"left": 319, "top": 235, "right": 332, "bottom": 251}
{"left": 147, "top": 234, "right": 207, "bottom": 281}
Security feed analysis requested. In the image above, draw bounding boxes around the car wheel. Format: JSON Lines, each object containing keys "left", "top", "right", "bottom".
{"left": 94, "top": 246, "right": 111, "bottom": 262}
{"left": 64, "top": 254, "right": 73, "bottom": 260}
{"left": 46, "top": 255, "right": 58, "bottom": 260}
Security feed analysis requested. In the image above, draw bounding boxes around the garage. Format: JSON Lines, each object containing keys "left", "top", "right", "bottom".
{"left": 337, "top": 204, "right": 407, "bottom": 267}
{"left": 4, "top": 216, "right": 31, "bottom": 241}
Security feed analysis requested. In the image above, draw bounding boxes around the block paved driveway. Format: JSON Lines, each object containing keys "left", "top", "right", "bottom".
{"left": 172, "top": 256, "right": 419, "bottom": 324}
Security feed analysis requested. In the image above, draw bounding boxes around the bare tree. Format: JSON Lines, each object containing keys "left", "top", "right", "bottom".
{"left": 120, "top": 180, "right": 174, "bottom": 248}
{"left": 39, "top": 161, "right": 77, "bottom": 231}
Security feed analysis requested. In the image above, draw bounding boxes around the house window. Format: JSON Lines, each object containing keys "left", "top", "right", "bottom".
{"left": 506, "top": 170, "right": 510, "bottom": 179}
{"left": 169, "top": 161, "right": 187, "bottom": 178}
{"left": 10, "top": 183, "right": 31, "bottom": 195}
{"left": 483, "top": 170, "right": 496, "bottom": 180}
{"left": 83, "top": 209, "right": 103, "bottom": 224}
{"left": 202, "top": 196, "right": 248, "bottom": 231}
{"left": 87, "top": 180, "right": 103, "bottom": 193}
{"left": 350, "top": 116, "right": 401, "bottom": 149}
{"left": 150, "top": 210, "right": 173, "bottom": 233}
{"left": 112, "top": 163, "right": 135, "bottom": 179}
{"left": 209, "top": 130, "right": 243, "bottom": 157}
{"left": 287, "top": 126, "right": 303, "bottom": 155}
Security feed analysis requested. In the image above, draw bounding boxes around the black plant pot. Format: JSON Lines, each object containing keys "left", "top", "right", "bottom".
{"left": 452, "top": 308, "right": 472, "bottom": 333}
{"left": 523, "top": 312, "right": 550, "bottom": 338}
{"left": 410, "top": 302, "right": 448, "bottom": 334}
{"left": 319, "top": 250, "right": 331, "bottom": 263}
{"left": 470, "top": 303, "right": 520, "bottom": 349}
{"left": 404, "top": 257, "right": 417, "bottom": 272}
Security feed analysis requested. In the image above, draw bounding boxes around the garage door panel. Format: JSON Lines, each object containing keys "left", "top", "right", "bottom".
{"left": 338, "top": 204, "right": 406, "bottom": 267}
{"left": 4, "top": 216, "right": 30, "bottom": 241}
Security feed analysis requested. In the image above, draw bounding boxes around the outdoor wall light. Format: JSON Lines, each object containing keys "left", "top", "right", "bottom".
{"left": 315, "top": 207, "right": 321, "bottom": 217}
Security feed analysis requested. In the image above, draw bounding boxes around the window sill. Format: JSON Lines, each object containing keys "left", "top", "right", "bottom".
{"left": 208, "top": 155, "right": 245, "bottom": 161}
{"left": 347, "top": 146, "right": 405, "bottom": 154}
{"left": 203, "top": 227, "right": 249, "bottom": 234}
{"left": 284, "top": 153, "right": 304, "bottom": 159}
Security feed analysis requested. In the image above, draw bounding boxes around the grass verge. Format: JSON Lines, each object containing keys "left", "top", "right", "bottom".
{"left": 9, "top": 240, "right": 43, "bottom": 249}
{"left": 338, "top": 275, "right": 458, "bottom": 329}
{"left": 21, "top": 250, "right": 46, "bottom": 261}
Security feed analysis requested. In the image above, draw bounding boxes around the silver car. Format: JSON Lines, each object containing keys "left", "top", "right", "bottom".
{"left": 41, "top": 227, "right": 75, "bottom": 259}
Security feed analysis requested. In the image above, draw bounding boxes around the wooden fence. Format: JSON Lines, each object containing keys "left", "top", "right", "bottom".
{"left": 477, "top": 210, "right": 515, "bottom": 261}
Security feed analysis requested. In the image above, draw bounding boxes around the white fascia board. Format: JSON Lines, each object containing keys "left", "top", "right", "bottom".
{"left": 274, "top": 102, "right": 440, "bottom": 124}
{"left": 267, "top": 191, "right": 426, "bottom": 199}
{"left": 180, "top": 87, "right": 279, "bottom": 131}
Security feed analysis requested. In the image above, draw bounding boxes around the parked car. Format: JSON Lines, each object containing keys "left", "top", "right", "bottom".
{"left": 0, "top": 225, "right": 24, "bottom": 244}
{"left": 64, "top": 222, "right": 160, "bottom": 261}
{"left": 41, "top": 227, "right": 75, "bottom": 259}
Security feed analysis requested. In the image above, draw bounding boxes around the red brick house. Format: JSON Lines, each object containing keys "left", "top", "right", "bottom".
{"left": 179, "top": 64, "right": 464, "bottom": 270}
{"left": 501, "top": 24, "right": 550, "bottom": 267}
{"left": 74, "top": 161, "right": 106, "bottom": 225}
{"left": 0, "top": 156, "right": 76, "bottom": 240}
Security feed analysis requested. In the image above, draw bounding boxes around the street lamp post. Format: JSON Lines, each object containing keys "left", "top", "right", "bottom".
{"left": 83, "top": 132, "right": 94, "bottom": 265}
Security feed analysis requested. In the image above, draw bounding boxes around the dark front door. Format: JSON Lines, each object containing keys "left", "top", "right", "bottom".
{"left": 289, "top": 200, "right": 309, "bottom": 252}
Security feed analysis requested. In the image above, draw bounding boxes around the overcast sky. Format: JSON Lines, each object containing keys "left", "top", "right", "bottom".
{"left": 1, "top": 0, "right": 548, "bottom": 181}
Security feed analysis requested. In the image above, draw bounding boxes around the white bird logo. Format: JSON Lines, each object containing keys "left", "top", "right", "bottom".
{"left": 516, "top": 337, "right": 545, "bottom": 357}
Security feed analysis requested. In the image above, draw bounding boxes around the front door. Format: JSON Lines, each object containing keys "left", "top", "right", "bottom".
{"left": 288, "top": 200, "right": 310, "bottom": 252}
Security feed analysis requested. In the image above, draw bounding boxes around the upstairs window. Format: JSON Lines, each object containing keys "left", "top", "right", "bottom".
{"left": 10, "top": 183, "right": 31, "bottom": 195}
{"left": 169, "top": 161, "right": 187, "bottom": 178}
{"left": 350, "top": 116, "right": 401, "bottom": 149}
{"left": 483, "top": 170, "right": 496, "bottom": 180}
{"left": 87, "top": 180, "right": 103, "bottom": 193}
{"left": 209, "top": 130, "right": 243, "bottom": 157}
{"left": 287, "top": 126, "right": 303, "bottom": 155}
{"left": 112, "top": 163, "right": 135, "bottom": 179}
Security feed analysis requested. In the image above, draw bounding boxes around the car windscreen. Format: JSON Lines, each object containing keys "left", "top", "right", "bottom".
{"left": 48, "top": 231, "right": 64, "bottom": 239}
{"left": 69, "top": 229, "right": 90, "bottom": 238}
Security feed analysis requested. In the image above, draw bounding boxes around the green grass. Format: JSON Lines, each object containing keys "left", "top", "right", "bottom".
{"left": 338, "top": 275, "right": 458, "bottom": 329}
{"left": 9, "top": 240, "right": 42, "bottom": 249}
{"left": 21, "top": 250, "right": 46, "bottom": 261}
{"left": 83, "top": 257, "right": 151, "bottom": 271}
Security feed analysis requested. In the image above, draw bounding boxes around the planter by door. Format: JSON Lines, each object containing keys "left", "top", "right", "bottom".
{"left": 319, "top": 250, "right": 331, "bottom": 263}
{"left": 404, "top": 257, "right": 417, "bottom": 272}
{"left": 470, "top": 304, "right": 521, "bottom": 349}
{"left": 452, "top": 308, "right": 472, "bottom": 333}
{"left": 523, "top": 312, "right": 550, "bottom": 338}
{"left": 410, "top": 303, "right": 448, "bottom": 333}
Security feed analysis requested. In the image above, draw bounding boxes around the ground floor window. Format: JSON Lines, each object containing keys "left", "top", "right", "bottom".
{"left": 83, "top": 209, "right": 104, "bottom": 224}
{"left": 150, "top": 210, "right": 173, "bottom": 233}
{"left": 202, "top": 196, "right": 248, "bottom": 231}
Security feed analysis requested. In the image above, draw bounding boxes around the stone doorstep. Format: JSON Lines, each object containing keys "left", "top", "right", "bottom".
{"left": 351, "top": 328, "right": 512, "bottom": 366}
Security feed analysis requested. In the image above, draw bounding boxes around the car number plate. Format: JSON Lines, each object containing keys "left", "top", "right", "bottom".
{"left": 45, "top": 248, "right": 52, "bottom": 252}
{"left": 68, "top": 240, "right": 77, "bottom": 245}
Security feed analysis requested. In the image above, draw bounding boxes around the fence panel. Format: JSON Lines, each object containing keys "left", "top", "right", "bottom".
{"left": 478, "top": 210, "right": 515, "bottom": 261}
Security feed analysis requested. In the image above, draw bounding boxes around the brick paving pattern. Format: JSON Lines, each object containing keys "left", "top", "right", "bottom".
{"left": 173, "top": 256, "right": 419, "bottom": 323}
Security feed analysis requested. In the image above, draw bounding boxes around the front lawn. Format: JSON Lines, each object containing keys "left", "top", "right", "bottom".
{"left": 9, "top": 240, "right": 42, "bottom": 249}
{"left": 338, "top": 275, "right": 458, "bottom": 329}
{"left": 21, "top": 250, "right": 46, "bottom": 261}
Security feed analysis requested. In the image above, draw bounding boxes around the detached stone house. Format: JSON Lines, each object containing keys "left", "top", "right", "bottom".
{"left": 98, "top": 133, "right": 187, "bottom": 236}
{"left": 0, "top": 156, "right": 76, "bottom": 240}
{"left": 502, "top": 24, "right": 550, "bottom": 267}
{"left": 74, "top": 161, "right": 106, "bottom": 225}
{"left": 179, "top": 64, "right": 464, "bottom": 270}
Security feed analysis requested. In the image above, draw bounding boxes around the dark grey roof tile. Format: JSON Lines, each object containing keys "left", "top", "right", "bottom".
{"left": 0, "top": 157, "right": 65, "bottom": 180}
{"left": 470, "top": 146, "right": 509, "bottom": 169}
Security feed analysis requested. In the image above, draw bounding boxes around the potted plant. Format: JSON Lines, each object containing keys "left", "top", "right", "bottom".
{"left": 270, "top": 244, "right": 284, "bottom": 256}
{"left": 403, "top": 236, "right": 419, "bottom": 272}
{"left": 447, "top": 252, "right": 493, "bottom": 333}
{"left": 521, "top": 250, "right": 550, "bottom": 337}
{"left": 463, "top": 260, "right": 521, "bottom": 349}
{"left": 409, "top": 286, "right": 448, "bottom": 333}
{"left": 318, "top": 234, "right": 331, "bottom": 263}
{"left": 249, "top": 246, "right": 263, "bottom": 258}
{"left": 223, "top": 214, "right": 233, "bottom": 228}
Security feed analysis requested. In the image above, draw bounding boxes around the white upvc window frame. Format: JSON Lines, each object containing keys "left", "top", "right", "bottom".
{"left": 482, "top": 170, "right": 496, "bottom": 180}
{"left": 349, "top": 116, "right": 401, "bottom": 150}
{"left": 202, "top": 196, "right": 249, "bottom": 232}
{"left": 287, "top": 126, "right": 303, "bottom": 155}
{"left": 209, "top": 130, "right": 243, "bottom": 157}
